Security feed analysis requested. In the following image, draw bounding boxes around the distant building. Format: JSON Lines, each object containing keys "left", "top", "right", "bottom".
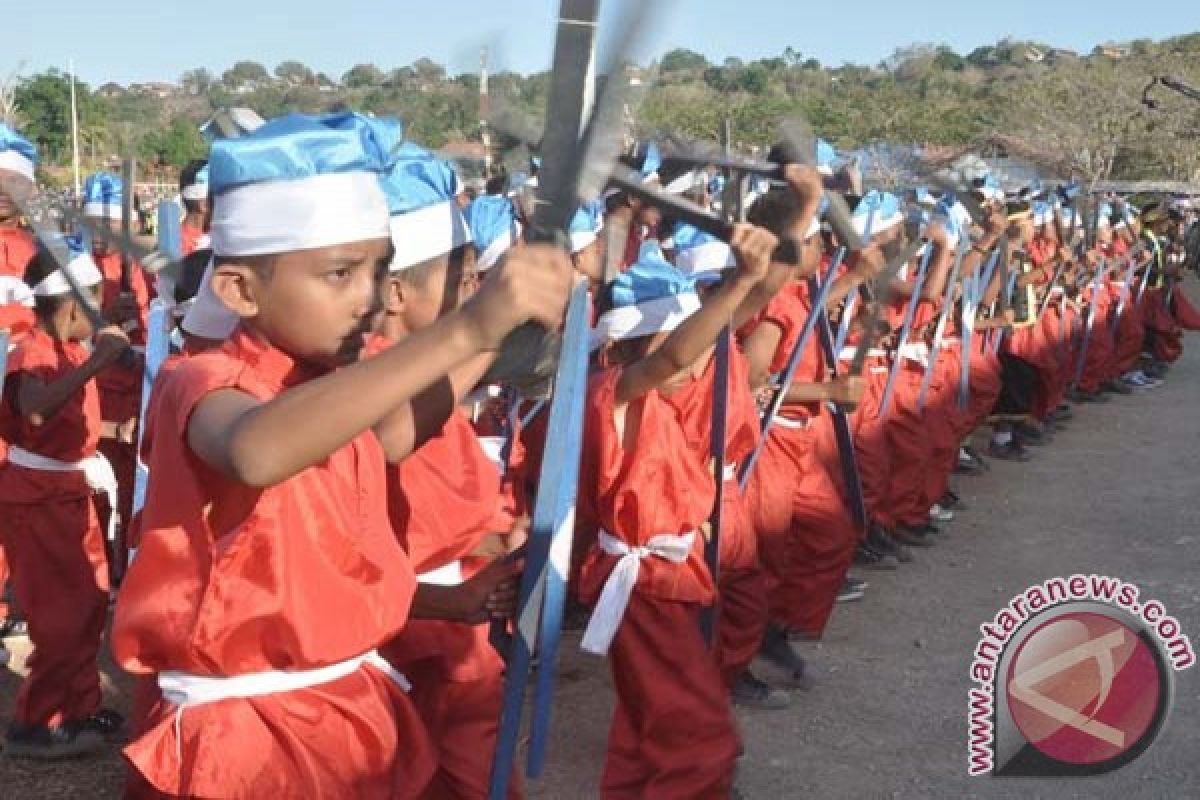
{"left": 96, "top": 82, "right": 125, "bottom": 99}
{"left": 1047, "top": 48, "right": 1080, "bottom": 63}
{"left": 1093, "top": 43, "right": 1131, "bottom": 60}
{"left": 199, "top": 108, "right": 266, "bottom": 141}
{"left": 129, "top": 81, "right": 177, "bottom": 98}
{"left": 1022, "top": 46, "right": 1046, "bottom": 64}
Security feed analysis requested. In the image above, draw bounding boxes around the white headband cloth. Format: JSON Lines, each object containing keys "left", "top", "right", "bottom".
{"left": 389, "top": 199, "right": 473, "bottom": 272}
{"left": 32, "top": 253, "right": 103, "bottom": 297}
{"left": 210, "top": 171, "right": 390, "bottom": 258}
{"left": 0, "top": 151, "right": 35, "bottom": 182}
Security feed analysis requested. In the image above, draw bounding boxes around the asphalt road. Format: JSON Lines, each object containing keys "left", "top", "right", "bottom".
{"left": 1, "top": 323, "right": 1196, "bottom": 799}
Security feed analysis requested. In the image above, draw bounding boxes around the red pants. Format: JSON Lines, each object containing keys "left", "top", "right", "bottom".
{"left": 749, "top": 419, "right": 859, "bottom": 637}
{"left": 850, "top": 363, "right": 893, "bottom": 528}
{"left": 406, "top": 658, "right": 519, "bottom": 800}
{"left": 884, "top": 362, "right": 935, "bottom": 527}
{"left": 382, "top": 612, "right": 517, "bottom": 800}
{"left": 1174, "top": 288, "right": 1200, "bottom": 330}
{"left": 1113, "top": 301, "right": 1145, "bottom": 376}
{"left": 1079, "top": 313, "right": 1116, "bottom": 393}
{"left": 603, "top": 595, "right": 737, "bottom": 798}
{"left": 1144, "top": 289, "right": 1184, "bottom": 363}
{"left": 919, "top": 348, "right": 963, "bottom": 512}
{"left": 715, "top": 487, "right": 767, "bottom": 688}
{"left": 965, "top": 344, "right": 1004, "bottom": 431}
{"left": 0, "top": 496, "right": 109, "bottom": 727}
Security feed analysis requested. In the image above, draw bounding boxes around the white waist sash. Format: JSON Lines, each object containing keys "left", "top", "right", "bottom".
{"left": 159, "top": 649, "right": 410, "bottom": 763}
{"left": 898, "top": 341, "right": 929, "bottom": 366}
{"left": 773, "top": 414, "right": 812, "bottom": 430}
{"left": 722, "top": 462, "right": 738, "bottom": 482}
{"left": 159, "top": 650, "right": 408, "bottom": 709}
{"left": 580, "top": 530, "right": 696, "bottom": 656}
{"left": 417, "top": 560, "right": 465, "bottom": 586}
{"left": 6, "top": 446, "right": 119, "bottom": 543}
{"left": 838, "top": 346, "right": 885, "bottom": 362}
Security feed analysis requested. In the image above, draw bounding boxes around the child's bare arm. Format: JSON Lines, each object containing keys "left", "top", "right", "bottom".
{"left": 189, "top": 245, "right": 572, "bottom": 487}
{"left": 615, "top": 225, "right": 776, "bottom": 406}
{"left": 374, "top": 352, "right": 496, "bottom": 463}
{"left": 16, "top": 327, "right": 130, "bottom": 426}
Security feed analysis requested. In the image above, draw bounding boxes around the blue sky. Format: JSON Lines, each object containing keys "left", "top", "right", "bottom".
{"left": 4, "top": 0, "right": 1197, "bottom": 86}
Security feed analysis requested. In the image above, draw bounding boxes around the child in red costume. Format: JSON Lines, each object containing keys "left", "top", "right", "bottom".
{"left": 578, "top": 224, "right": 777, "bottom": 798}
{"left": 373, "top": 140, "right": 527, "bottom": 800}
{"left": 0, "top": 241, "right": 129, "bottom": 758}
{"left": 112, "top": 113, "right": 571, "bottom": 799}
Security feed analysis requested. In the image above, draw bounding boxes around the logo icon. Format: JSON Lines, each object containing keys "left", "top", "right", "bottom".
{"left": 993, "top": 603, "right": 1173, "bottom": 776}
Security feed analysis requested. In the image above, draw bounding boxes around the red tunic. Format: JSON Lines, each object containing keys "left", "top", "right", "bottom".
{"left": 0, "top": 328, "right": 100, "bottom": 503}
{"left": 0, "top": 327, "right": 110, "bottom": 728}
{"left": 661, "top": 344, "right": 759, "bottom": 570}
{"left": 739, "top": 280, "right": 825, "bottom": 422}
{"left": 93, "top": 251, "right": 150, "bottom": 426}
{"left": 0, "top": 227, "right": 36, "bottom": 280}
{"left": 112, "top": 329, "right": 432, "bottom": 798}
{"left": 577, "top": 367, "right": 716, "bottom": 607}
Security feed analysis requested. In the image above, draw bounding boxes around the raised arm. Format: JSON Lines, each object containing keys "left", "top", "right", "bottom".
{"left": 189, "top": 245, "right": 572, "bottom": 487}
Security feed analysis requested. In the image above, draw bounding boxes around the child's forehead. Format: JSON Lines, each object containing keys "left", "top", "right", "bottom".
{"left": 278, "top": 238, "right": 393, "bottom": 267}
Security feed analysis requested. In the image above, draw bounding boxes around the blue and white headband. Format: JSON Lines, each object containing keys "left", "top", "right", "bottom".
{"left": 0, "top": 124, "right": 36, "bottom": 183}
{"left": 378, "top": 139, "right": 472, "bottom": 271}
{"left": 32, "top": 238, "right": 103, "bottom": 297}
{"left": 592, "top": 242, "right": 701, "bottom": 345}
{"left": 207, "top": 113, "right": 392, "bottom": 258}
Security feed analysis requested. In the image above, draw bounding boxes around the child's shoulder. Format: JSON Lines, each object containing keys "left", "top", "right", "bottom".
{"left": 8, "top": 329, "right": 79, "bottom": 372}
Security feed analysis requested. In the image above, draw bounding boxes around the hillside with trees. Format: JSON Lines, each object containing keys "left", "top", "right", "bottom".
{"left": 3, "top": 32, "right": 1199, "bottom": 186}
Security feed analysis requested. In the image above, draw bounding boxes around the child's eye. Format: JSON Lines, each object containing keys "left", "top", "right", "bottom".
{"left": 327, "top": 267, "right": 352, "bottom": 282}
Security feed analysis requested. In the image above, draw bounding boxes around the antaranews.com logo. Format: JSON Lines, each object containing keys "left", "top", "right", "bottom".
{"left": 968, "top": 574, "right": 1194, "bottom": 777}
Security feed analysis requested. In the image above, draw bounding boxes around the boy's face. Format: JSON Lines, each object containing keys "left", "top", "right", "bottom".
{"left": 387, "top": 246, "right": 476, "bottom": 335}
{"left": 90, "top": 218, "right": 123, "bottom": 257}
{"left": 213, "top": 238, "right": 393, "bottom": 368}
{"left": 572, "top": 237, "right": 605, "bottom": 285}
{"left": 0, "top": 170, "right": 33, "bottom": 222}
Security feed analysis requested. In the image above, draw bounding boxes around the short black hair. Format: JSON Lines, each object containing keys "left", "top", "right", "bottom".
{"left": 175, "top": 248, "right": 212, "bottom": 304}
{"left": 179, "top": 159, "right": 208, "bottom": 193}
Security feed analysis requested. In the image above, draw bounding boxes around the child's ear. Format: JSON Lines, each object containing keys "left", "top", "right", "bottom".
{"left": 210, "top": 263, "right": 262, "bottom": 319}
{"left": 384, "top": 276, "right": 406, "bottom": 315}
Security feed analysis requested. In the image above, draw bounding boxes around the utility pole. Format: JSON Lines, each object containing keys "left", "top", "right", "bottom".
{"left": 480, "top": 47, "right": 493, "bottom": 178}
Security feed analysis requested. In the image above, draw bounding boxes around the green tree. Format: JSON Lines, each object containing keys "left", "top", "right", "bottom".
{"left": 14, "top": 70, "right": 106, "bottom": 163}
{"left": 661, "top": 48, "right": 709, "bottom": 73}
{"left": 180, "top": 68, "right": 214, "bottom": 95}
{"left": 222, "top": 60, "right": 270, "bottom": 90}
{"left": 139, "top": 114, "right": 207, "bottom": 167}
{"left": 275, "top": 60, "right": 315, "bottom": 86}
{"left": 343, "top": 64, "right": 385, "bottom": 89}
{"left": 933, "top": 47, "right": 966, "bottom": 71}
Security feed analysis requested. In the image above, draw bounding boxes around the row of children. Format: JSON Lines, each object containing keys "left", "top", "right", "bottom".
{"left": 0, "top": 108, "right": 1197, "bottom": 798}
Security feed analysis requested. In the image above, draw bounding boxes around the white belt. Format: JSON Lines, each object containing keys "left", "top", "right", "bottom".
{"left": 722, "top": 462, "right": 738, "bottom": 482}
{"left": 580, "top": 530, "right": 696, "bottom": 656}
{"left": 773, "top": 414, "right": 811, "bottom": 430}
{"left": 838, "top": 346, "right": 885, "bottom": 361}
{"left": 417, "top": 560, "right": 464, "bottom": 586}
{"left": 476, "top": 435, "right": 506, "bottom": 474}
{"left": 159, "top": 649, "right": 410, "bottom": 763}
{"left": 898, "top": 342, "right": 929, "bottom": 366}
{"left": 6, "top": 446, "right": 119, "bottom": 544}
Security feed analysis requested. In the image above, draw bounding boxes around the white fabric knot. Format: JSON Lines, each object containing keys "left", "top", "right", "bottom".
{"left": 580, "top": 530, "right": 696, "bottom": 655}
